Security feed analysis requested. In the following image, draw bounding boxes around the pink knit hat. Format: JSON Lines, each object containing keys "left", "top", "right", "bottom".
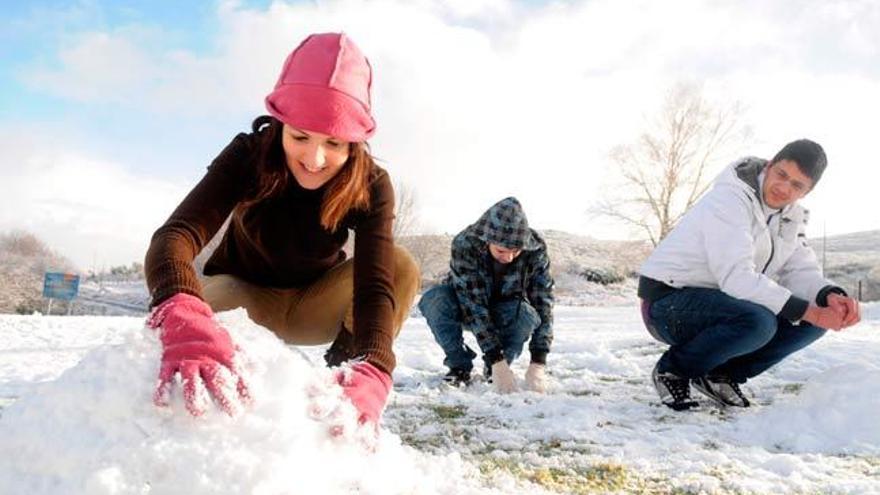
{"left": 265, "top": 33, "right": 376, "bottom": 142}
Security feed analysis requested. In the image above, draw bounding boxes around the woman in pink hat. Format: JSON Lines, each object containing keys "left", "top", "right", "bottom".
{"left": 143, "top": 33, "right": 420, "bottom": 426}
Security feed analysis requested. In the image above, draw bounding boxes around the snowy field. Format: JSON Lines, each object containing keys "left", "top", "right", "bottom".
{"left": 1, "top": 302, "right": 879, "bottom": 494}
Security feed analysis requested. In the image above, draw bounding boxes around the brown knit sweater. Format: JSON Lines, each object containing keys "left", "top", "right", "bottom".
{"left": 144, "top": 130, "right": 398, "bottom": 373}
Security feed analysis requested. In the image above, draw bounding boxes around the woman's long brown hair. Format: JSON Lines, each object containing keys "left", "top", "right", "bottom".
{"left": 231, "top": 116, "right": 375, "bottom": 257}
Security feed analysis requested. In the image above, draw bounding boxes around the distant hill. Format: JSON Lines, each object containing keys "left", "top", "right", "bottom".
{"left": 0, "top": 231, "right": 76, "bottom": 314}
{"left": 812, "top": 230, "right": 880, "bottom": 301}
{"left": 816, "top": 230, "right": 880, "bottom": 252}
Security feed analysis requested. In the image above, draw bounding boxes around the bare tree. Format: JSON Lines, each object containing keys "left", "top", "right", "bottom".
{"left": 393, "top": 181, "right": 419, "bottom": 238}
{"left": 396, "top": 233, "right": 455, "bottom": 288}
{"left": 2, "top": 230, "right": 48, "bottom": 258}
{"left": 596, "top": 83, "right": 751, "bottom": 246}
{"left": 0, "top": 230, "right": 76, "bottom": 314}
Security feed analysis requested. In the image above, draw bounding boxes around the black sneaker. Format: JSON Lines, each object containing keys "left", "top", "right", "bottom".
{"left": 693, "top": 375, "right": 751, "bottom": 407}
{"left": 324, "top": 329, "right": 355, "bottom": 368}
{"left": 652, "top": 362, "right": 699, "bottom": 411}
{"left": 443, "top": 368, "right": 472, "bottom": 387}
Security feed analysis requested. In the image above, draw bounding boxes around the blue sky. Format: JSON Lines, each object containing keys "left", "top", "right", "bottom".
{"left": 2, "top": 0, "right": 879, "bottom": 269}
{"left": 1, "top": 1, "right": 246, "bottom": 175}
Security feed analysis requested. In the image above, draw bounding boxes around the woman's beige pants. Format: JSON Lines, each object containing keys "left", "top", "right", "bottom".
{"left": 201, "top": 245, "right": 420, "bottom": 345}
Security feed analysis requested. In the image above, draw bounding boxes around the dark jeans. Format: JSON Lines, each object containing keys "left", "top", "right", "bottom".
{"left": 647, "top": 287, "right": 826, "bottom": 383}
{"left": 418, "top": 284, "right": 540, "bottom": 371}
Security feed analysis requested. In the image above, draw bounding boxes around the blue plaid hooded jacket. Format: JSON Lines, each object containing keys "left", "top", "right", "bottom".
{"left": 444, "top": 197, "right": 555, "bottom": 362}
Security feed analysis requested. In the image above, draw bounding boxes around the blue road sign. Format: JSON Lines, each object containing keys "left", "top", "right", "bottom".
{"left": 43, "top": 272, "right": 80, "bottom": 301}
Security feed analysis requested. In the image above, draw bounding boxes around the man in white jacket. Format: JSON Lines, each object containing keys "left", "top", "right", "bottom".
{"left": 638, "top": 139, "right": 861, "bottom": 411}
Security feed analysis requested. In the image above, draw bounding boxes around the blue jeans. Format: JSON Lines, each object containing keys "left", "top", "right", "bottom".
{"left": 418, "top": 284, "right": 540, "bottom": 371}
{"left": 647, "top": 288, "right": 826, "bottom": 383}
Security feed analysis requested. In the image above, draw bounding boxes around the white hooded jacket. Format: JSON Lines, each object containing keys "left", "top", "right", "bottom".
{"left": 639, "top": 157, "right": 837, "bottom": 319}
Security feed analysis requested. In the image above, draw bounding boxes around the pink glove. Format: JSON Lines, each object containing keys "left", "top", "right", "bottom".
{"left": 826, "top": 293, "right": 862, "bottom": 328}
{"left": 802, "top": 304, "right": 846, "bottom": 331}
{"left": 336, "top": 362, "right": 392, "bottom": 425}
{"left": 148, "top": 293, "right": 251, "bottom": 416}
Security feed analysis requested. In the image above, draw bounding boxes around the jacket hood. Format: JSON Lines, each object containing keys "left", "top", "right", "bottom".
{"left": 468, "top": 197, "right": 541, "bottom": 250}
{"left": 715, "top": 156, "right": 767, "bottom": 200}
{"left": 730, "top": 156, "right": 767, "bottom": 195}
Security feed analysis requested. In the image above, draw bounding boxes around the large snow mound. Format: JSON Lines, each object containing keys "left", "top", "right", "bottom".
{"left": 0, "top": 310, "right": 489, "bottom": 495}
{"left": 731, "top": 363, "right": 880, "bottom": 455}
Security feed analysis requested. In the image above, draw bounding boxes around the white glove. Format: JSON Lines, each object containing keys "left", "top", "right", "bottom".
{"left": 491, "top": 361, "right": 518, "bottom": 394}
{"left": 524, "top": 363, "right": 547, "bottom": 393}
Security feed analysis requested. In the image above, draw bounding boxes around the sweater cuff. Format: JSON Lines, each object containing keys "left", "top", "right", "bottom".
{"left": 816, "top": 285, "right": 848, "bottom": 307}
{"left": 354, "top": 328, "right": 396, "bottom": 376}
{"left": 147, "top": 259, "right": 203, "bottom": 308}
{"left": 779, "top": 295, "right": 810, "bottom": 321}
{"left": 530, "top": 351, "right": 548, "bottom": 365}
{"left": 361, "top": 346, "right": 395, "bottom": 376}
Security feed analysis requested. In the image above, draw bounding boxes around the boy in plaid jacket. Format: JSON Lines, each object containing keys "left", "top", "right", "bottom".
{"left": 419, "top": 197, "right": 554, "bottom": 393}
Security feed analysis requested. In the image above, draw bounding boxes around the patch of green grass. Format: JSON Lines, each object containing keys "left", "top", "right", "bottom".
{"left": 399, "top": 434, "right": 446, "bottom": 451}
{"left": 430, "top": 404, "right": 467, "bottom": 420}
{"left": 469, "top": 443, "right": 498, "bottom": 456}
{"left": 536, "top": 438, "right": 562, "bottom": 452}
{"left": 782, "top": 383, "right": 803, "bottom": 394}
{"left": 529, "top": 463, "right": 629, "bottom": 493}
{"left": 531, "top": 438, "right": 595, "bottom": 457}
{"left": 479, "top": 458, "right": 664, "bottom": 494}
{"left": 569, "top": 389, "right": 601, "bottom": 397}
{"left": 701, "top": 464, "right": 755, "bottom": 494}
{"left": 477, "top": 455, "right": 763, "bottom": 494}
{"left": 663, "top": 488, "right": 704, "bottom": 495}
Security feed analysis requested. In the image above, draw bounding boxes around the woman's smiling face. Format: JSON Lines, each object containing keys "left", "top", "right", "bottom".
{"left": 281, "top": 124, "right": 351, "bottom": 190}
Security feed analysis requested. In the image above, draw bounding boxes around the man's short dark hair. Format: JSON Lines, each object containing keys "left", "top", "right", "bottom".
{"left": 771, "top": 139, "right": 827, "bottom": 184}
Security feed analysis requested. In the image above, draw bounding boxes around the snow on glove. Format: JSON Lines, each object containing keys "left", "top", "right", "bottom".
{"left": 148, "top": 293, "right": 251, "bottom": 417}
{"left": 491, "top": 360, "right": 518, "bottom": 394}
{"left": 524, "top": 363, "right": 547, "bottom": 393}
{"left": 336, "top": 361, "right": 392, "bottom": 425}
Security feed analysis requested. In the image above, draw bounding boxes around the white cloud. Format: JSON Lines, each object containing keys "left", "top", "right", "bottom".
{"left": 0, "top": 130, "right": 189, "bottom": 270}
{"left": 26, "top": 31, "right": 154, "bottom": 102}
{"left": 14, "top": 0, "right": 880, "bottom": 251}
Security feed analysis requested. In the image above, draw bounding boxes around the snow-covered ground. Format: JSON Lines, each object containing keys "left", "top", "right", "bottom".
{"left": 1, "top": 302, "right": 879, "bottom": 494}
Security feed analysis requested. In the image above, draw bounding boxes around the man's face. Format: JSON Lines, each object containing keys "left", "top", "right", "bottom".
{"left": 488, "top": 243, "right": 522, "bottom": 264}
{"left": 762, "top": 159, "right": 814, "bottom": 209}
